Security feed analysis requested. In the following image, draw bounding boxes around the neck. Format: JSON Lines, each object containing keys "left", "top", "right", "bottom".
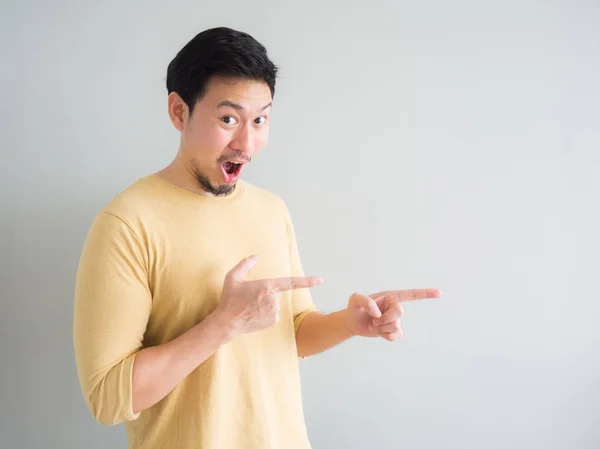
{"left": 156, "top": 158, "right": 220, "bottom": 198}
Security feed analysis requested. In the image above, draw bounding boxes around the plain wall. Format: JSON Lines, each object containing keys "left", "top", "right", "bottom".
{"left": 1, "top": 1, "right": 599, "bottom": 448}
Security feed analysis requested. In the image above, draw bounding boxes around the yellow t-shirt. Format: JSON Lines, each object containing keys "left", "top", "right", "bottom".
{"left": 73, "top": 174, "right": 317, "bottom": 449}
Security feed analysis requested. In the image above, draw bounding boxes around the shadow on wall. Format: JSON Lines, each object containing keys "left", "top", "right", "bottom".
{"left": 1, "top": 195, "right": 128, "bottom": 449}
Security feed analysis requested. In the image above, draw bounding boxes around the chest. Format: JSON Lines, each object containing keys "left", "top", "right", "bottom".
{"left": 143, "top": 210, "right": 291, "bottom": 343}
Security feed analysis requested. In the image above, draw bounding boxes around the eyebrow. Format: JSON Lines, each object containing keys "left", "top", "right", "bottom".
{"left": 217, "top": 100, "right": 272, "bottom": 112}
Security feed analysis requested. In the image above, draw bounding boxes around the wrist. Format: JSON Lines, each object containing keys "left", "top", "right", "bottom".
{"left": 339, "top": 308, "right": 356, "bottom": 338}
{"left": 205, "top": 308, "right": 239, "bottom": 343}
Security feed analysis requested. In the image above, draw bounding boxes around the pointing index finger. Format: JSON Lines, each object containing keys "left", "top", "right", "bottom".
{"left": 399, "top": 289, "right": 442, "bottom": 302}
{"left": 374, "top": 289, "right": 442, "bottom": 302}
{"left": 267, "top": 276, "right": 324, "bottom": 292}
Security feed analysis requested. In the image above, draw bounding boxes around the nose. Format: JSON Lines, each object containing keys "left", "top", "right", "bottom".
{"left": 230, "top": 123, "right": 254, "bottom": 156}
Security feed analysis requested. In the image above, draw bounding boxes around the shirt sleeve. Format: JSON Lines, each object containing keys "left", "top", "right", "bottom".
{"left": 73, "top": 210, "right": 152, "bottom": 426}
{"left": 284, "top": 207, "right": 318, "bottom": 335}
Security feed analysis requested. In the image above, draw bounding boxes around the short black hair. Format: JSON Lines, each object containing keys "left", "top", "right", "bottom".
{"left": 166, "top": 27, "right": 278, "bottom": 115}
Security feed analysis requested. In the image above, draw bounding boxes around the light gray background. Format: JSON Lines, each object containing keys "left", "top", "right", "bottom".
{"left": 1, "top": 1, "right": 599, "bottom": 448}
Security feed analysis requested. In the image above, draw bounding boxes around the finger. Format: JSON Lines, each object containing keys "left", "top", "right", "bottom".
{"left": 267, "top": 276, "right": 324, "bottom": 292}
{"left": 348, "top": 293, "right": 382, "bottom": 319}
{"left": 371, "top": 319, "right": 401, "bottom": 334}
{"left": 372, "top": 303, "right": 403, "bottom": 326}
{"left": 373, "top": 289, "right": 442, "bottom": 302}
{"left": 260, "top": 287, "right": 281, "bottom": 314}
{"left": 400, "top": 289, "right": 442, "bottom": 302}
{"left": 227, "top": 255, "right": 259, "bottom": 281}
{"left": 262, "top": 286, "right": 281, "bottom": 307}
{"left": 260, "top": 286, "right": 278, "bottom": 299}
{"left": 382, "top": 330, "right": 403, "bottom": 342}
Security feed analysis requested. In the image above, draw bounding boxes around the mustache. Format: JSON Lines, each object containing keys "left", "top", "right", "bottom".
{"left": 218, "top": 151, "right": 251, "bottom": 164}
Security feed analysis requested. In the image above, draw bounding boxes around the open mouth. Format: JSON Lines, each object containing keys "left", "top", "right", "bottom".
{"left": 221, "top": 161, "right": 244, "bottom": 184}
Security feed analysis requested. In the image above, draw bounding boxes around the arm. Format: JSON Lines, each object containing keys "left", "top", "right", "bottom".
{"left": 74, "top": 213, "right": 145, "bottom": 424}
{"left": 75, "top": 212, "right": 238, "bottom": 424}
{"left": 75, "top": 212, "right": 234, "bottom": 424}
{"left": 294, "top": 292, "right": 384, "bottom": 357}
{"left": 74, "top": 211, "right": 179, "bottom": 425}
{"left": 296, "top": 290, "right": 444, "bottom": 358}
{"left": 295, "top": 309, "right": 353, "bottom": 358}
{"left": 130, "top": 311, "right": 232, "bottom": 414}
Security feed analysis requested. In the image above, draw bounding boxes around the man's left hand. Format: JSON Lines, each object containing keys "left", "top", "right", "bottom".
{"left": 345, "top": 289, "right": 442, "bottom": 341}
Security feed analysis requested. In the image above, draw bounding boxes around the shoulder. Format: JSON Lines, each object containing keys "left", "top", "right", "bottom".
{"left": 84, "top": 176, "right": 159, "bottom": 241}
{"left": 101, "top": 175, "right": 158, "bottom": 218}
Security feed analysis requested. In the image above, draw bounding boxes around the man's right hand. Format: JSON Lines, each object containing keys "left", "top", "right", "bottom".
{"left": 214, "top": 255, "right": 323, "bottom": 338}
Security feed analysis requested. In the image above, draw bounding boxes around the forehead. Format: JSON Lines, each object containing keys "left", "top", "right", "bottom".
{"left": 200, "top": 76, "right": 272, "bottom": 110}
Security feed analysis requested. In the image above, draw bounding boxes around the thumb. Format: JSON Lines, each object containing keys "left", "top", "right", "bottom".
{"left": 228, "top": 255, "right": 259, "bottom": 282}
{"left": 348, "top": 292, "right": 382, "bottom": 318}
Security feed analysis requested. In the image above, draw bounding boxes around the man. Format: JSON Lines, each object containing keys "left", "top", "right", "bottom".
{"left": 73, "top": 26, "right": 441, "bottom": 449}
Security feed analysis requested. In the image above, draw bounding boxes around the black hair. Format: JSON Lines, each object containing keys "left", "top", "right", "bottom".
{"left": 166, "top": 27, "right": 278, "bottom": 115}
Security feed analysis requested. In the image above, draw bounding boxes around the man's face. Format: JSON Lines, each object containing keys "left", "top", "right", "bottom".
{"left": 174, "top": 76, "right": 273, "bottom": 196}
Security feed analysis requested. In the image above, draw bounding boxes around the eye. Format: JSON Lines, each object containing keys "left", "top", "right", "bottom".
{"left": 254, "top": 116, "right": 267, "bottom": 125}
{"left": 221, "top": 116, "right": 238, "bottom": 125}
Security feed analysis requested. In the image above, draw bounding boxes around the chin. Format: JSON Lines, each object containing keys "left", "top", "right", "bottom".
{"left": 189, "top": 163, "right": 238, "bottom": 197}
{"left": 211, "top": 182, "right": 236, "bottom": 197}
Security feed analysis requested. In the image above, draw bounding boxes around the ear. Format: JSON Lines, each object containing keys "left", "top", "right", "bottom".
{"left": 167, "top": 92, "right": 188, "bottom": 131}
